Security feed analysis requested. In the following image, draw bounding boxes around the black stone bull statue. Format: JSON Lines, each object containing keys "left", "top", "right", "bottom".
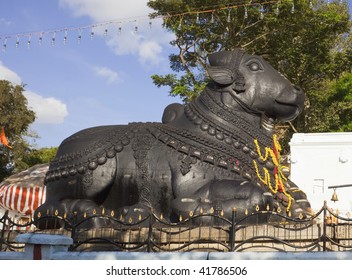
{"left": 35, "top": 49, "right": 312, "bottom": 229}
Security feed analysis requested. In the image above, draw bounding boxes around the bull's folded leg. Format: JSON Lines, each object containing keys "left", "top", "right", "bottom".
{"left": 171, "top": 179, "right": 275, "bottom": 225}
{"left": 285, "top": 182, "right": 314, "bottom": 218}
{"left": 63, "top": 199, "right": 111, "bottom": 228}
{"left": 34, "top": 199, "right": 110, "bottom": 229}
{"left": 34, "top": 200, "right": 66, "bottom": 229}
{"left": 116, "top": 203, "right": 152, "bottom": 224}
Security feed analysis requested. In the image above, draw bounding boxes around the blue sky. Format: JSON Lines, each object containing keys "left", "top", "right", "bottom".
{"left": 0, "top": 0, "right": 351, "bottom": 148}
{"left": 0, "top": 0, "right": 179, "bottom": 148}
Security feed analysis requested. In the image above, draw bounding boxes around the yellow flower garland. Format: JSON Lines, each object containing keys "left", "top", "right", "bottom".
{"left": 253, "top": 135, "right": 293, "bottom": 211}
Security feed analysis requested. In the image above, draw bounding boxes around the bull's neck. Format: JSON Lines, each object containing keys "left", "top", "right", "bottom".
{"left": 184, "top": 88, "right": 274, "bottom": 149}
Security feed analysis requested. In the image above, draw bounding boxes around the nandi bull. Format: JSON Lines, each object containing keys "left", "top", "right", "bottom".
{"left": 35, "top": 49, "right": 312, "bottom": 229}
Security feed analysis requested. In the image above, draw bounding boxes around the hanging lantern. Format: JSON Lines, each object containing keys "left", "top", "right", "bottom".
{"left": 3, "top": 38, "right": 7, "bottom": 51}
{"left": 244, "top": 7, "right": 248, "bottom": 19}
{"left": 178, "top": 16, "right": 183, "bottom": 30}
{"left": 259, "top": 5, "right": 264, "bottom": 20}
{"left": 63, "top": 29, "right": 68, "bottom": 45}
{"left": 51, "top": 32, "right": 56, "bottom": 46}
{"left": 27, "top": 35, "right": 32, "bottom": 48}
{"left": 227, "top": 8, "right": 232, "bottom": 23}
{"left": 210, "top": 11, "right": 215, "bottom": 23}
{"left": 16, "top": 35, "right": 20, "bottom": 49}
{"left": 78, "top": 29, "right": 82, "bottom": 44}
{"left": 39, "top": 33, "right": 43, "bottom": 45}
{"left": 117, "top": 23, "right": 122, "bottom": 34}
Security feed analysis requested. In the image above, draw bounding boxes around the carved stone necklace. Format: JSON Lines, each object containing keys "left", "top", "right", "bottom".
{"left": 187, "top": 88, "right": 274, "bottom": 150}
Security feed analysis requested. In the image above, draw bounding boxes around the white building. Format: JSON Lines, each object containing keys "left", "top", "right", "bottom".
{"left": 290, "top": 132, "right": 352, "bottom": 214}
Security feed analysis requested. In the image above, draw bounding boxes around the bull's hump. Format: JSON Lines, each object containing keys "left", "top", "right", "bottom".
{"left": 60, "top": 126, "right": 121, "bottom": 150}
{"left": 50, "top": 125, "right": 130, "bottom": 168}
{"left": 45, "top": 123, "right": 159, "bottom": 185}
{"left": 48, "top": 123, "right": 159, "bottom": 169}
{"left": 61, "top": 125, "right": 124, "bottom": 146}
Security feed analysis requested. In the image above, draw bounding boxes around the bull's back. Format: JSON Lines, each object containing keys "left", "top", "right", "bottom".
{"left": 43, "top": 125, "right": 130, "bottom": 201}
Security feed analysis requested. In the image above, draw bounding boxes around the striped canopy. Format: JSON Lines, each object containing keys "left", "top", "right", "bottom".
{"left": 0, "top": 164, "right": 48, "bottom": 216}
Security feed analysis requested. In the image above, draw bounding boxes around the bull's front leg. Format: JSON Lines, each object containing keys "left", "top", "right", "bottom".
{"left": 34, "top": 157, "right": 117, "bottom": 229}
{"left": 171, "top": 179, "right": 274, "bottom": 225}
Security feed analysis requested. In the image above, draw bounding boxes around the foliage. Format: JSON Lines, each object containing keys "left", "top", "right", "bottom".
{"left": 147, "top": 0, "right": 351, "bottom": 150}
{"left": 0, "top": 80, "right": 36, "bottom": 181}
{"left": 151, "top": 73, "right": 206, "bottom": 101}
{"left": 21, "top": 147, "right": 58, "bottom": 167}
{"left": 307, "top": 72, "right": 352, "bottom": 132}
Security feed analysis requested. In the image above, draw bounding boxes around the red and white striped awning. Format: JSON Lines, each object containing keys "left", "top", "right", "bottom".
{"left": 0, "top": 164, "right": 48, "bottom": 216}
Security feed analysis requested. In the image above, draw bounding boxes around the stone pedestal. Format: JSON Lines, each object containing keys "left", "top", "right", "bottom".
{"left": 15, "top": 233, "right": 73, "bottom": 260}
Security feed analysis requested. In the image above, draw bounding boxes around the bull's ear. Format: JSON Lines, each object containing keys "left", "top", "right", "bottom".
{"left": 207, "top": 66, "right": 234, "bottom": 85}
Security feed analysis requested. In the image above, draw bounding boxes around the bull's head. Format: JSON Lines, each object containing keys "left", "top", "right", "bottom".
{"left": 207, "top": 49, "right": 304, "bottom": 122}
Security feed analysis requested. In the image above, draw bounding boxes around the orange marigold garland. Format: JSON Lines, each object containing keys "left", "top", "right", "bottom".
{"left": 253, "top": 135, "right": 292, "bottom": 211}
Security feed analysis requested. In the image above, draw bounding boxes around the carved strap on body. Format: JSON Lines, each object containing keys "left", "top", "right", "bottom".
{"left": 131, "top": 125, "right": 154, "bottom": 208}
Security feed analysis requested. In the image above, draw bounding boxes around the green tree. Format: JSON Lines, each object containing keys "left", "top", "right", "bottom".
{"left": 307, "top": 72, "right": 352, "bottom": 132}
{"left": 0, "top": 80, "right": 36, "bottom": 181}
{"left": 21, "top": 147, "right": 58, "bottom": 167}
{"left": 147, "top": 0, "right": 351, "bottom": 149}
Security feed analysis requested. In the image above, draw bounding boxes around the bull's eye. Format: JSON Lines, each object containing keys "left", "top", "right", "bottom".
{"left": 248, "top": 62, "right": 262, "bottom": 71}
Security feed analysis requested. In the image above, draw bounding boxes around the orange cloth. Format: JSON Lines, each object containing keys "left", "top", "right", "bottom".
{"left": 0, "top": 127, "right": 12, "bottom": 148}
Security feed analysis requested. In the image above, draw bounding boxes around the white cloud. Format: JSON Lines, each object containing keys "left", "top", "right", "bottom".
{"left": 59, "top": 0, "right": 151, "bottom": 21}
{"left": 0, "top": 62, "right": 68, "bottom": 124}
{"left": 0, "top": 18, "right": 13, "bottom": 27}
{"left": 93, "top": 66, "right": 120, "bottom": 84}
{"left": 24, "top": 91, "right": 68, "bottom": 124}
{"left": 138, "top": 40, "right": 163, "bottom": 66}
{"left": 0, "top": 62, "right": 22, "bottom": 84}
{"left": 59, "top": 0, "right": 174, "bottom": 67}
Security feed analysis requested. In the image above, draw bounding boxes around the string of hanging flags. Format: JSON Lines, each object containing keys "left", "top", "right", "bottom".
{"left": 0, "top": 0, "right": 323, "bottom": 51}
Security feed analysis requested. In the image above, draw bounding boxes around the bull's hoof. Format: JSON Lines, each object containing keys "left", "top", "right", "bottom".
{"left": 172, "top": 197, "right": 217, "bottom": 216}
{"left": 116, "top": 203, "right": 151, "bottom": 225}
{"left": 34, "top": 199, "right": 111, "bottom": 229}
{"left": 34, "top": 201, "right": 66, "bottom": 229}
{"left": 171, "top": 197, "right": 228, "bottom": 226}
{"left": 288, "top": 203, "right": 314, "bottom": 220}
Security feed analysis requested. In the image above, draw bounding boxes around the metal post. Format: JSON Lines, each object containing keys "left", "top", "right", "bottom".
{"left": 0, "top": 211, "right": 8, "bottom": 251}
{"left": 147, "top": 214, "right": 153, "bottom": 252}
{"left": 230, "top": 209, "right": 236, "bottom": 251}
{"left": 70, "top": 219, "right": 76, "bottom": 251}
{"left": 323, "top": 201, "right": 327, "bottom": 251}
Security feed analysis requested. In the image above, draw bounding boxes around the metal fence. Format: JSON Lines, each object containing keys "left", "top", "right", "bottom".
{"left": 1, "top": 202, "right": 352, "bottom": 252}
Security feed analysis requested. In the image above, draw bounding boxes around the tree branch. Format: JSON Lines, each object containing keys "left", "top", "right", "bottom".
{"left": 241, "top": 32, "right": 271, "bottom": 48}
{"left": 288, "top": 121, "right": 298, "bottom": 133}
{"left": 177, "top": 38, "right": 200, "bottom": 84}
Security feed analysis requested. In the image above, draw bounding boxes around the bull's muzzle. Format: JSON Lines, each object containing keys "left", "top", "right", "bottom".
{"left": 274, "top": 85, "right": 305, "bottom": 122}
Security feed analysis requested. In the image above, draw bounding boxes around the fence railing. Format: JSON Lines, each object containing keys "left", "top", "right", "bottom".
{"left": 1, "top": 202, "right": 352, "bottom": 252}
